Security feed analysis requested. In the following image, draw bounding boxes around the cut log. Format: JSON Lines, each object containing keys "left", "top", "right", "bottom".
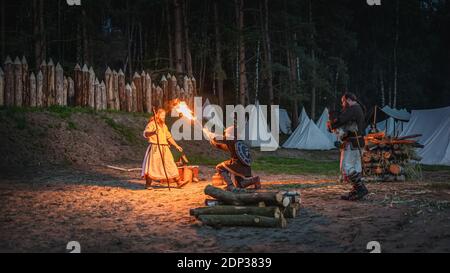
{"left": 190, "top": 206, "right": 282, "bottom": 219}
{"left": 204, "top": 185, "right": 287, "bottom": 207}
{"left": 198, "top": 214, "right": 287, "bottom": 228}
{"left": 389, "top": 164, "right": 403, "bottom": 175}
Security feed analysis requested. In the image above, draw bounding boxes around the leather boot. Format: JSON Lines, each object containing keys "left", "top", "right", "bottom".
{"left": 145, "top": 178, "right": 153, "bottom": 189}
{"left": 238, "top": 176, "right": 261, "bottom": 189}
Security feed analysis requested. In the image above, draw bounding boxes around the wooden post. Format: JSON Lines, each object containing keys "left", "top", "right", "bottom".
{"left": 36, "top": 71, "right": 43, "bottom": 107}
{"left": 74, "top": 64, "right": 82, "bottom": 106}
{"left": 40, "top": 60, "right": 48, "bottom": 106}
{"left": 141, "top": 71, "right": 147, "bottom": 112}
{"left": 81, "top": 64, "right": 89, "bottom": 107}
{"left": 188, "top": 77, "right": 194, "bottom": 108}
{"left": 167, "top": 74, "right": 173, "bottom": 101}
{"left": 125, "top": 84, "right": 132, "bottom": 112}
{"left": 88, "top": 67, "right": 95, "bottom": 108}
{"left": 63, "top": 77, "right": 68, "bottom": 106}
{"left": 118, "top": 69, "right": 126, "bottom": 111}
{"left": 13, "top": 57, "right": 23, "bottom": 107}
{"left": 0, "top": 68, "right": 4, "bottom": 106}
{"left": 29, "top": 72, "right": 36, "bottom": 107}
{"left": 47, "top": 58, "right": 55, "bottom": 106}
{"left": 151, "top": 83, "right": 156, "bottom": 109}
{"left": 68, "top": 77, "right": 75, "bottom": 106}
{"left": 4, "top": 56, "right": 14, "bottom": 106}
{"left": 55, "top": 63, "right": 64, "bottom": 106}
{"left": 101, "top": 80, "right": 107, "bottom": 110}
{"left": 133, "top": 72, "right": 143, "bottom": 112}
{"left": 131, "top": 82, "right": 137, "bottom": 112}
{"left": 21, "top": 56, "right": 29, "bottom": 106}
{"left": 176, "top": 85, "right": 181, "bottom": 100}
{"left": 113, "top": 71, "right": 120, "bottom": 110}
{"left": 156, "top": 86, "right": 163, "bottom": 108}
{"left": 170, "top": 75, "right": 177, "bottom": 100}
{"left": 161, "top": 75, "right": 168, "bottom": 108}
{"left": 192, "top": 76, "right": 197, "bottom": 96}
{"left": 145, "top": 73, "right": 152, "bottom": 113}
{"left": 94, "top": 78, "right": 101, "bottom": 110}
{"left": 105, "top": 67, "right": 113, "bottom": 109}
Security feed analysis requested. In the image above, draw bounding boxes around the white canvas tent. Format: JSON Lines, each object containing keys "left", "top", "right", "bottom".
{"left": 279, "top": 108, "right": 292, "bottom": 134}
{"left": 316, "top": 108, "right": 337, "bottom": 143}
{"left": 400, "top": 106, "right": 450, "bottom": 165}
{"left": 367, "top": 117, "right": 405, "bottom": 136}
{"left": 283, "top": 108, "right": 335, "bottom": 150}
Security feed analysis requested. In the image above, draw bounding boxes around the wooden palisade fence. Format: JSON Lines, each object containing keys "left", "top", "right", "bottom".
{"left": 0, "top": 56, "right": 197, "bottom": 113}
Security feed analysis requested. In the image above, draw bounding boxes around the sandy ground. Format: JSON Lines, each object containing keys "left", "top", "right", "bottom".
{"left": 1, "top": 164, "right": 450, "bottom": 253}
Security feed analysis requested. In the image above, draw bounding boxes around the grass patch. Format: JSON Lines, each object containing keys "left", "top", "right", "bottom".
{"left": 0, "top": 106, "right": 28, "bottom": 129}
{"left": 253, "top": 156, "right": 339, "bottom": 175}
{"left": 421, "top": 165, "right": 450, "bottom": 172}
{"left": 67, "top": 121, "right": 77, "bottom": 130}
{"left": 100, "top": 115, "right": 138, "bottom": 144}
{"left": 187, "top": 154, "right": 340, "bottom": 176}
{"left": 188, "top": 154, "right": 224, "bottom": 166}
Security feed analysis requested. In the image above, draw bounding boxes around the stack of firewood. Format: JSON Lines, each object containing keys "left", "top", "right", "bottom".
{"left": 363, "top": 132, "right": 423, "bottom": 182}
{"left": 190, "top": 185, "right": 301, "bottom": 228}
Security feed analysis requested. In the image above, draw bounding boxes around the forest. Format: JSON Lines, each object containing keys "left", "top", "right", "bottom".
{"left": 1, "top": 0, "right": 449, "bottom": 124}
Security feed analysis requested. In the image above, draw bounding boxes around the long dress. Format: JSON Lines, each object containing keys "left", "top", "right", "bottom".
{"left": 141, "top": 120, "right": 179, "bottom": 180}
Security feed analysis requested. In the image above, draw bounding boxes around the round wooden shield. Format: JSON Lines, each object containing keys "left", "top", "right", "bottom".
{"left": 235, "top": 141, "right": 252, "bottom": 166}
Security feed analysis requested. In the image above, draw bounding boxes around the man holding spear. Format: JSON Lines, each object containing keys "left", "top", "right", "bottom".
{"left": 141, "top": 108, "right": 188, "bottom": 189}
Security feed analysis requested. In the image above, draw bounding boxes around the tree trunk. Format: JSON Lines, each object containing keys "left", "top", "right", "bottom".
{"left": 183, "top": 0, "right": 193, "bottom": 76}
{"left": 379, "top": 69, "right": 385, "bottom": 106}
{"left": 213, "top": 0, "right": 224, "bottom": 109}
{"left": 33, "top": 0, "right": 46, "bottom": 71}
{"left": 198, "top": 214, "right": 287, "bottom": 228}
{"left": 190, "top": 206, "right": 282, "bottom": 219}
{"left": 235, "top": 0, "right": 248, "bottom": 106}
{"left": 1, "top": 0, "right": 5, "bottom": 60}
{"left": 309, "top": 0, "right": 316, "bottom": 121}
{"left": 173, "top": 0, "right": 184, "bottom": 75}
{"left": 165, "top": 0, "right": 174, "bottom": 70}
{"left": 393, "top": 0, "right": 399, "bottom": 108}
{"left": 260, "top": 0, "right": 274, "bottom": 106}
{"left": 81, "top": 8, "right": 89, "bottom": 65}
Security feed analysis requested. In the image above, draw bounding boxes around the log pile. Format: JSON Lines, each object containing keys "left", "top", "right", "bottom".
{"left": 363, "top": 132, "right": 423, "bottom": 182}
{"left": 190, "top": 185, "right": 301, "bottom": 228}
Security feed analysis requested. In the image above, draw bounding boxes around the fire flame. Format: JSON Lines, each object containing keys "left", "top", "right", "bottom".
{"left": 173, "top": 100, "right": 214, "bottom": 140}
{"left": 174, "top": 101, "right": 195, "bottom": 120}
